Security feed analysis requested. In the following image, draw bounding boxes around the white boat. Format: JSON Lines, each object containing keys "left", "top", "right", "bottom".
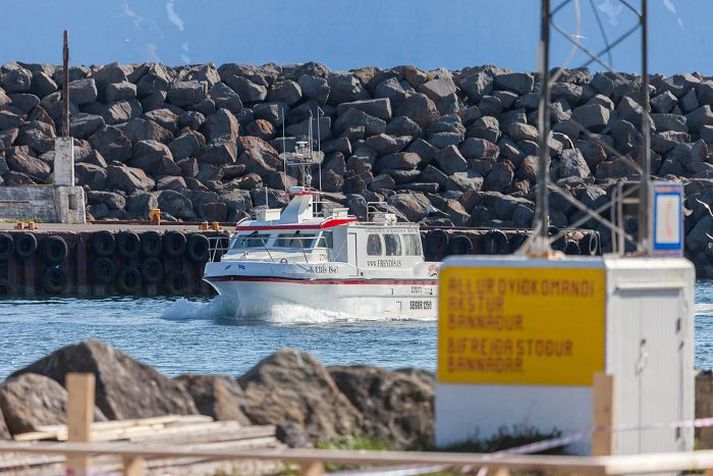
{"left": 203, "top": 186, "right": 440, "bottom": 319}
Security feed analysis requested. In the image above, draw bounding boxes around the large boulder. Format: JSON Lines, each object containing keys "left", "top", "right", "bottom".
{"left": 6, "top": 151, "right": 51, "bottom": 181}
{"left": 0, "top": 373, "right": 107, "bottom": 435}
{"left": 10, "top": 340, "right": 198, "bottom": 420}
{"left": 88, "top": 125, "right": 133, "bottom": 162}
{"left": 155, "top": 190, "right": 196, "bottom": 220}
{"left": 106, "top": 164, "right": 156, "bottom": 194}
{"left": 131, "top": 140, "right": 181, "bottom": 176}
{"left": 237, "top": 349, "right": 362, "bottom": 443}
{"left": 395, "top": 93, "right": 439, "bottom": 129}
{"left": 328, "top": 366, "right": 434, "bottom": 449}
{"left": 175, "top": 374, "right": 250, "bottom": 424}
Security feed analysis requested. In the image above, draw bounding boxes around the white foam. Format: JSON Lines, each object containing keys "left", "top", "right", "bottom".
{"left": 161, "top": 295, "right": 236, "bottom": 321}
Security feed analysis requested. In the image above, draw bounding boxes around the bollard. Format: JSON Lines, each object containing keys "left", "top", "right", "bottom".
{"left": 149, "top": 208, "right": 161, "bottom": 226}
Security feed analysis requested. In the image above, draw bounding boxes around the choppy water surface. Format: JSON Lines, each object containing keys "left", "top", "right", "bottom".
{"left": 2, "top": 282, "right": 713, "bottom": 379}
{"left": 0, "top": 296, "right": 436, "bottom": 379}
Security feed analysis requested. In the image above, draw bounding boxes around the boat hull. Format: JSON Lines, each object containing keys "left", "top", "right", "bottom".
{"left": 206, "top": 276, "right": 438, "bottom": 319}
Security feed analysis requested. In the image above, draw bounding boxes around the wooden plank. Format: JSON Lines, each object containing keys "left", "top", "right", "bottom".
{"left": 591, "top": 373, "right": 614, "bottom": 457}
{"left": 66, "top": 373, "right": 95, "bottom": 476}
{"left": 123, "top": 456, "right": 145, "bottom": 476}
{"left": 300, "top": 460, "right": 324, "bottom": 476}
{"left": 0, "top": 441, "right": 609, "bottom": 473}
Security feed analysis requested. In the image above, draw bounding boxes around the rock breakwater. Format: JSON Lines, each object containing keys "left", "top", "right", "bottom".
{"left": 0, "top": 62, "right": 712, "bottom": 272}
{"left": 0, "top": 340, "right": 434, "bottom": 449}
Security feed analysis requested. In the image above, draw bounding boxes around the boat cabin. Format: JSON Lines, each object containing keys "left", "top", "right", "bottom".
{"left": 222, "top": 187, "right": 425, "bottom": 271}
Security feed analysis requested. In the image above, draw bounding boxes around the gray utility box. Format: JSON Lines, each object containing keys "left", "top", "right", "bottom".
{"left": 435, "top": 256, "right": 694, "bottom": 456}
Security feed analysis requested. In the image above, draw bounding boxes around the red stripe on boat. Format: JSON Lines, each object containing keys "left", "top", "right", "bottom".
{"left": 235, "top": 217, "right": 357, "bottom": 231}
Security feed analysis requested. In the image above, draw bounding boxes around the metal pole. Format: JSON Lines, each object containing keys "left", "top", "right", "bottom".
{"left": 534, "top": 0, "right": 552, "bottom": 253}
{"left": 62, "top": 30, "right": 70, "bottom": 138}
{"left": 637, "top": 0, "right": 651, "bottom": 255}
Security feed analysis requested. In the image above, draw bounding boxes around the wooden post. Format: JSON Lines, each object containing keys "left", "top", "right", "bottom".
{"left": 591, "top": 372, "right": 614, "bottom": 457}
{"left": 300, "top": 461, "right": 324, "bottom": 476}
{"left": 123, "top": 456, "right": 146, "bottom": 476}
{"left": 66, "top": 373, "right": 94, "bottom": 475}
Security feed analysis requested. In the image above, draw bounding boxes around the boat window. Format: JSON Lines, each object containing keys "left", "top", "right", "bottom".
{"left": 402, "top": 234, "right": 422, "bottom": 256}
{"left": 275, "top": 233, "right": 294, "bottom": 247}
{"left": 384, "top": 234, "right": 402, "bottom": 256}
{"left": 233, "top": 232, "right": 270, "bottom": 249}
{"left": 367, "top": 234, "right": 383, "bottom": 256}
{"left": 290, "top": 231, "right": 316, "bottom": 248}
{"left": 316, "top": 231, "right": 333, "bottom": 248}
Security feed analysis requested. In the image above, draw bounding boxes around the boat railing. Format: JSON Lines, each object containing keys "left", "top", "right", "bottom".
{"left": 207, "top": 236, "right": 230, "bottom": 262}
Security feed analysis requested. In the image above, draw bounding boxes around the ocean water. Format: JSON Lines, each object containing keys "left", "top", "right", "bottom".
{"left": 1, "top": 281, "right": 713, "bottom": 380}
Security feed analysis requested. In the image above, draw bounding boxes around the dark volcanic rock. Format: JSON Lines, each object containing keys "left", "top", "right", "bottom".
{"left": 10, "top": 340, "right": 198, "bottom": 420}
{"left": 237, "top": 349, "right": 361, "bottom": 443}
{"left": 328, "top": 365, "right": 434, "bottom": 449}
{"left": 0, "top": 373, "right": 107, "bottom": 435}
{"left": 175, "top": 374, "right": 250, "bottom": 424}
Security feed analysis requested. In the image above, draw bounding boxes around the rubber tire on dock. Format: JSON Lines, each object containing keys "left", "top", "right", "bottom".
{"left": 141, "top": 231, "right": 162, "bottom": 257}
{"left": 564, "top": 240, "right": 581, "bottom": 255}
{"left": 92, "top": 257, "right": 116, "bottom": 285}
{"left": 14, "top": 232, "right": 37, "bottom": 260}
{"left": 42, "top": 267, "right": 68, "bottom": 295}
{"left": 426, "top": 229, "right": 449, "bottom": 259}
{"left": 0, "top": 278, "right": 14, "bottom": 297}
{"left": 548, "top": 225, "right": 565, "bottom": 251}
{"left": 0, "top": 233, "right": 13, "bottom": 260}
{"left": 140, "top": 257, "right": 164, "bottom": 284}
{"left": 447, "top": 235, "right": 474, "bottom": 256}
{"left": 116, "top": 266, "right": 142, "bottom": 295}
{"left": 509, "top": 233, "right": 527, "bottom": 253}
{"left": 584, "top": 232, "right": 600, "bottom": 256}
{"left": 186, "top": 234, "right": 210, "bottom": 262}
{"left": 40, "top": 236, "right": 68, "bottom": 266}
{"left": 481, "top": 229, "right": 509, "bottom": 255}
{"left": 91, "top": 230, "right": 116, "bottom": 257}
{"left": 164, "top": 270, "right": 190, "bottom": 295}
{"left": 116, "top": 231, "right": 141, "bottom": 259}
{"left": 163, "top": 231, "right": 187, "bottom": 258}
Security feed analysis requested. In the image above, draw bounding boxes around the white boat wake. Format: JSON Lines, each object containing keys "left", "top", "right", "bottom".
{"left": 161, "top": 296, "right": 236, "bottom": 321}
{"left": 161, "top": 296, "right": 433, "bottom": 324}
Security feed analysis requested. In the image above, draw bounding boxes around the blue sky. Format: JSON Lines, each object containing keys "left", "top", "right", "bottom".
{"left": 0, "top": 0, "right": 711, "bottom": 75}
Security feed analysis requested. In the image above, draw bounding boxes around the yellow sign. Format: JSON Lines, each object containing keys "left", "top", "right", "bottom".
{"left": 438, "top": 266, "right": 605, "bottom": 386}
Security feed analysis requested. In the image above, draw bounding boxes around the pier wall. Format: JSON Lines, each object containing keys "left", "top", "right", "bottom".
{"left": 0, "top": 224, "right": 597, "bottom": 299}
{"left": 0, "top": 226, "right": 227, "bottom": 298}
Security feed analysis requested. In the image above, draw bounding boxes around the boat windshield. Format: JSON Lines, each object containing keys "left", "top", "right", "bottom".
{"left": 232, "top": 232, "right": 270, "bottom": 249}
{"left": 273, "top": 231, "right": 317, "bottom": 249}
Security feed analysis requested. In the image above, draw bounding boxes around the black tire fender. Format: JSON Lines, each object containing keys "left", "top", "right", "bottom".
{"left": 0, "top": 233, "right": 14, "bottom": 260}
{"left": 0, "top": 278, "right": 14, "bottom": 297}
{"left": 163, "top": 231, "right": 187, "bottom": 258}
{"left": 186, "top": 234, "right": 210, "bottom": 262}
{"left": 584, "top": 232, "right": 600, "bottom": 256}
{"left": 141, "top": 231, "right": 162, "bottom": 257}
{"left": 41, "top": 236, "right": 68, "bottom": 266}
{"left": 165, "top": 269, "right": 190, "bottom": 295}
{"left": 14, "top": 232, "right": 37, "bottom": 260}
{"left": 564, "top": 240, "right": 581, "bottom": 255}
{"left": 42, "top": 267, "right": 68, "bottom": 295}
{"left": 447, "top": 235, "right": 474, "bottom": 256}
{"left": 91, "top": 230, "right": 116, "bottom": 257}
{"left": 92, "top": 257, "right": 116, "bottom": 284}
{"left": 116, "top": 266, "right": 142, "bottom": 295}
{"left": 116, "top": 231, "right": 141, "bottom": 259}
{"left": 481, "top": 229, "right": 509, "bottom": 255}
{"left": 140, "top": 257, "right": 164, "bottom": 284}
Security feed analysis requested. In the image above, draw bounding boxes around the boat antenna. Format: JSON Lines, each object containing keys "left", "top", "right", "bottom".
{"left": 317, "top": 107, "right": 323, "bottom": 192}
{"left": 281, "top": 105, "right": 288, "bottom": 192}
